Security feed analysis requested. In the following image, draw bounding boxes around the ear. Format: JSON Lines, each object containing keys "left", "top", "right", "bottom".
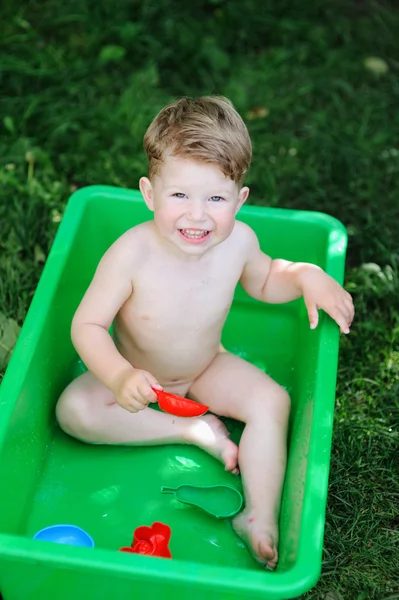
{"left": 139, "top": 177, "right": 154, "bottom": 212}
{"left": 235, "top": 186, "right": 250, "bottom": 214}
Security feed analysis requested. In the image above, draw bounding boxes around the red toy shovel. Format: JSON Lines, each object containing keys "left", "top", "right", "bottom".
{"left": 152, "top": 388, "right": 209, "bottom": 418}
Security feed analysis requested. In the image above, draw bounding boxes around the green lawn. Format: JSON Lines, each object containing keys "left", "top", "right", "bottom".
{"left": 0, "top": 1, "right": 398, "bottom": 598}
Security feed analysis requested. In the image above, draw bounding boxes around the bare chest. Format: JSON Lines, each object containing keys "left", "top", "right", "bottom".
{"left": 118, "top": 257, "right": 242, "bottom": 338}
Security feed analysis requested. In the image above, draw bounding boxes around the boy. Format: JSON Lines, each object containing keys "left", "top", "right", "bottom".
{"left": 56, "top": 96, "right": 354, "bottom": 569}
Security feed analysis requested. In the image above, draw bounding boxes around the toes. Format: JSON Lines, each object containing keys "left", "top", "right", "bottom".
{"left": 249, "top": 537, "right": 277, "bottom": 567}
{"left": 266, "top": 556, "right": 278, "bottom": 570}
{"left": 231, "top": 513, "right": 279, "bottom": 569}
{"left": 225, "top": 464, "right": 239, "bottom": 474}
{"left": 259, "top": 541, "right": 277, "bottom": 569}
{"left": 223, "top": 455, "right": 239, "bottom": 473}
{"left": 221, "top": 439, "right": 239, "bottom": 473}
{"left": 259, "top": 540, "right": 275, "bottom": 560}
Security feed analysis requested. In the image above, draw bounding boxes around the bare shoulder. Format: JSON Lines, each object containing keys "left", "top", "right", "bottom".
{"left": 100, "top": 221, "right": 153, "bottom": 268}
{"left": 230, "top": 220, "right": 260, "bottom": 254}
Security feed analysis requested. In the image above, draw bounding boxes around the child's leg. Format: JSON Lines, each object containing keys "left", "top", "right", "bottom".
{"left": 55, "top": 371, "right": 238, "bottom": 472}
{"left": 188, "top": 352, "right": 290, "bottom": 570}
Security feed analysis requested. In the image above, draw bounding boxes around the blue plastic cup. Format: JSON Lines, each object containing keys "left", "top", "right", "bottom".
{"left": 33, "top": 524, "right": 94, "bottom": 548}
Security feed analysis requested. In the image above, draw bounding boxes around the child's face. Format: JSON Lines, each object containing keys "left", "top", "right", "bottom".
{"left": 139, "top": 156, "right": 249, "bottom": 258}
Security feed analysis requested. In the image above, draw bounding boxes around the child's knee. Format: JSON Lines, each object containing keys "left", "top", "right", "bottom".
{"left": 55, "top": 388, "right": 93, "bottom": 440}
{"left": 277, "top": 388, "right": 291, "bottom": 424}
{"left": 250, "top": 385, "right": 290, "bottom": 425}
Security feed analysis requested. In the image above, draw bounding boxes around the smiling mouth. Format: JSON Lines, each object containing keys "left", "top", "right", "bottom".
{"left": 179, "top": 228, "right": 210, "bottom": 239}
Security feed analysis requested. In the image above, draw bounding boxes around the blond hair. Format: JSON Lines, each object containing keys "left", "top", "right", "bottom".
{"left": 143, "top": 96, "right": 252, "bottom": 185}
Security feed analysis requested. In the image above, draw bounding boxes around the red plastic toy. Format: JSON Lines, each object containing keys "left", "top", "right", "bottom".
{"left": 152, "top": 388, "right": 209, "bottom": 418}
{"left": 119, "top": 522, "right": 172, "bottom": 558}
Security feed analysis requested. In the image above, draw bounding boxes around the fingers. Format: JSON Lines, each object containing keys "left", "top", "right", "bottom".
{"left": 119, "top": 372, "right": 163, "bottom": 413}
{"left": 137, "top": 380, "right": 158, "bottom": 404}
{"left": 306, "top": 286, "right": 354, "bottom": 334}
{"left": 118, "top": 389, "right": 148, "bottom": 413}
{"left": 123, "top": 399, "right": 145, "bottom": 413}
{"left": 344, "top": 295, "right": 355, "bottom": 326}
{"left": 305, "top": 301, "right": 319, "bottom": 330}
{"left": 307, "top": 303, "right": 354, "bottom": 334}
{"left": 336, "top": 312, "right": 351, "bottom": 334}
{"left": 334, "top": 294, "right": 355, "bottom": 334}
{"left": 328, "top": 303, "right": 354, "bottom": 334}
{"left": 143, "top": 373, "right": 163, "bottom": 403}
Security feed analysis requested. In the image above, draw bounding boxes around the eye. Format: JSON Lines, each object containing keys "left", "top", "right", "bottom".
{"left": 209, "top": 196, "right": 224, "bottom": 202}
{"left": 172, "top": 192, "right": 186, "bottom": 198}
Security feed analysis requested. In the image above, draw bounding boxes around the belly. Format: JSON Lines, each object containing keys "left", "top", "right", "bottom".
{"left": 113, "top": 316, "right": 222, "bottom": 386}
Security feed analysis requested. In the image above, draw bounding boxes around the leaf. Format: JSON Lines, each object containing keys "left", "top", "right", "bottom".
{"left": 0, "top": 313, "right": 21, "bottom": 368}
{"left": 118, "top": 22, "right": 140, "bottom": 43}
{"left": 34, "top": 244, "right": 46, "bottom": 263}
{"left": 98, "top": 45, "right": 126, "bottom": 64}
{"left": 246, "top": 106, "right": 270, "bottom": 120}
{"left": 3, "top": 116, "right": 15, "bottom": 134}
{"left": 363, "top": 57, "right": 389, "bottom": 75}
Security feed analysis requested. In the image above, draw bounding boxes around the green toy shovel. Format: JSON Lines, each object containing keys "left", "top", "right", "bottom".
{"left": 161, "top": 484, "right": 243, "bottom": 519}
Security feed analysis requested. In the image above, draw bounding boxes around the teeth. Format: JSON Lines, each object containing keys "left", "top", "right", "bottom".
{"left": 180, "top": 229, "right": 209, "bottom": 238}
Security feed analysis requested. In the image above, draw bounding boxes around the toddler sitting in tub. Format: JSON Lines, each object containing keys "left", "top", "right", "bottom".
{"left": 56, "top": 96, "right": 354, "bottom": 569}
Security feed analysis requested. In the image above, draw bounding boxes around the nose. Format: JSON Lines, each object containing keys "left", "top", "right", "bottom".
{"left": 187, "top": 199, "right": 206, "bottom": 222}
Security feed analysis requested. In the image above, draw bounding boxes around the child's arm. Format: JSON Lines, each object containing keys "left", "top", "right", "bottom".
{"left": 239, "top": 227, "right": 354, "bottom": 333}
{"left": 71, "top": 239, "right": 161, "bottom": 411}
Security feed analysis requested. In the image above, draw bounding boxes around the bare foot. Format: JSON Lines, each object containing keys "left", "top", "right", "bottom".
{"left": 233, "top": 510, "right": 279, "bottom": 569}
{"left": 186, "top": 414, "right": 239, "bottom": 474}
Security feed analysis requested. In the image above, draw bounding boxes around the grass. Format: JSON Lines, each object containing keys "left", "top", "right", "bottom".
{"left": 0, "top": 0, "right": 398, "bottom": 597}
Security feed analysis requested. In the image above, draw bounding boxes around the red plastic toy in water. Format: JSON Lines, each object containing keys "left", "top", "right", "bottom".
{"left": 152, "top": 388, "right": 209, "bottom": 418}
{"left": 119, "top": 522, "right": 172, "bottom": 558}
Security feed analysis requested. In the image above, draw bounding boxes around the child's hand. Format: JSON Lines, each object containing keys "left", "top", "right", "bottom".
{"left": 299, "top": 267, "right": 354, "bottom": 334}
{"left": 111, "top": 367, "right": 162, "bottom": 413}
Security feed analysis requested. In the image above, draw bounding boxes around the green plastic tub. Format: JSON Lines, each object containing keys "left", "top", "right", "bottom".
{"left": 0, "top": 185, "right": 347, "bottom": 600}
